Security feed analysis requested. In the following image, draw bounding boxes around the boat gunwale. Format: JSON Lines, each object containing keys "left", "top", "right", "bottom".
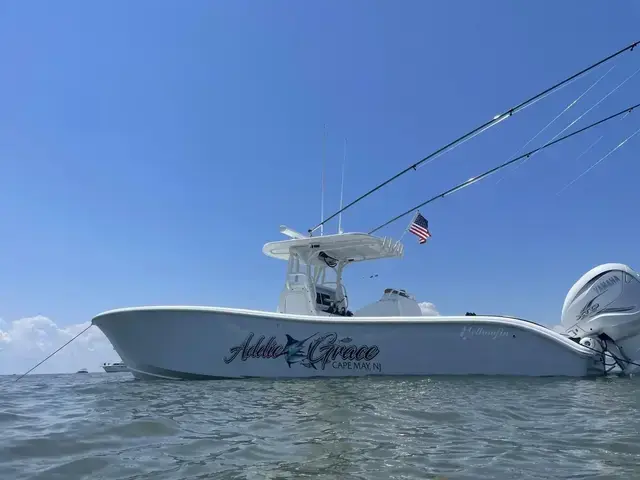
{"left": 92, "top": 305, "right": 593, "bottom": 357}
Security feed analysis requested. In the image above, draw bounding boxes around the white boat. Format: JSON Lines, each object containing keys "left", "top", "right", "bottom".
{"left": 76, "top": 368, "right": 89, "bottom": 374}
{"left": 89, "top": 43, "right": 640, "bottom": 381}
{"left": 101, "top": 361, "right": 129, "bottom": 373}
{"left": 92, "top": 227, "right": 640, "bottom": 380}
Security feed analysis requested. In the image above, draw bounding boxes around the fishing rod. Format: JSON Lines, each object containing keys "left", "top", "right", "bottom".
{"left": 308, "top": 40, "right": 639, "bottom": 235}
{"left": 557, "top": 125, "right": 640, "bottom": 196}
{"left": 494, "top": 64, "right": 617, "bottom": 185}
{"left": 502, "top": 63, "right": 640, "bottom": 179}
{"left": 368, "top": 102, "right": 640, "bottom": 235}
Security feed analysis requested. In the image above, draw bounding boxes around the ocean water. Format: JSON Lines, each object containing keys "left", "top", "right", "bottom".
{"left": 1, "top": 374, "right": 640, "bottom": 479}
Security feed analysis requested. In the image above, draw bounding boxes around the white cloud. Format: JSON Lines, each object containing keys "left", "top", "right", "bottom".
{"left": 0, "top": 315, "right": 120, "bottom": 375}
{"left": 418, "top": 301, "right": 440, "bottom": 316}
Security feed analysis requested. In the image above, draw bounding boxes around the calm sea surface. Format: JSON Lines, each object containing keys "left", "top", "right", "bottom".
{"left": 1, "top": 373, "right": 640, "bottom": 479}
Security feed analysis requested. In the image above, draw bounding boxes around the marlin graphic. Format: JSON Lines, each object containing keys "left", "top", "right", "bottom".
{"left": 283, "top": 333, "right": 317, "bottom": 368}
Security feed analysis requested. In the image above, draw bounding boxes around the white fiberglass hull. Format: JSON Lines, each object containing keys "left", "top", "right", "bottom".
{"left": 92, "top": 306, "right": 601, "bottom": 380}
{"left": 102, "top": 364, "right": 129, "bottom": 373}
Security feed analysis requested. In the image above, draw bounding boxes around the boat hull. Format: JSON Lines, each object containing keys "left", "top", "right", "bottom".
{"left": 92, "top": 307, "right": 601, "bottom": 380}
{"left": 102, "top": 365, "right": 129, "bottom": 373}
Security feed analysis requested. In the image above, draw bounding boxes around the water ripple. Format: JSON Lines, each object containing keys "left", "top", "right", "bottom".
{"left": 1, "top": 374, "right": 640, "bottom": 479}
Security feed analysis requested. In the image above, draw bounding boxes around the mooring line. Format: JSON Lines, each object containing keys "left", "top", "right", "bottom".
{"left": 14, "top": 324, "right": 94, "bottom": 382}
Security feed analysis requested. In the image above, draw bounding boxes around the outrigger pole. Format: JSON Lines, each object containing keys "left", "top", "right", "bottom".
{"left": 368, "top": 102, "right": 640, "bottom": 234}
{"left": 308, "top": 40, "right": 639, "bottom": 236}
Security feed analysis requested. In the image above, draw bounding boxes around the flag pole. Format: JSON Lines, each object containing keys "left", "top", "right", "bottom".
{"left": 398, "top": 210, "right": 419, "bottom": 242}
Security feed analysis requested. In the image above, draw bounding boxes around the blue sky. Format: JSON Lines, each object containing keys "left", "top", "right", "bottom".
{"left": 1, "top": 0, "right": 639, "bottom": 333}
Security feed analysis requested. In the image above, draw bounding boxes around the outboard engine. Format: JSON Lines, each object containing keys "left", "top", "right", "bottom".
{"left": 561, "top": 263, "right": 640, "bottom": 375}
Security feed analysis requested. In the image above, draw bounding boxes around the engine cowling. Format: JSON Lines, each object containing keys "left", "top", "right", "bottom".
{"left": 561, "top": 263, "right": 640, "bottom": 374}
{"left": 561, "top": 263, "right": 640, "bottom": 339}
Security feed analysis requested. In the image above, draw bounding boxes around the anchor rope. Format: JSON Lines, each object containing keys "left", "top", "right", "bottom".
{"left": 14, "top": 324, "right": 94, "bottom": 382}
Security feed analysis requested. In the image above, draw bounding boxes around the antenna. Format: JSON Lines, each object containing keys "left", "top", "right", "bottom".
{"left": 320, "top": 125, "right": 327, "bottom": 236}
{"left": 338, "top": 138, "right": 347, "bottom": 234}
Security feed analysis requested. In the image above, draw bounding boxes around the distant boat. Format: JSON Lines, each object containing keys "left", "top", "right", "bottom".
{"left": 101, "top": 362, "right": 129, "bottom": 373}
{"left": 76, "top": 368, "right": 88, "bottom": 374}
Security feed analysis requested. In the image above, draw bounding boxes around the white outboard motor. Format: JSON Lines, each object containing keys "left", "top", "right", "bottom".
{"left": 561, "top": 263, "right": 640, "bottom": 375}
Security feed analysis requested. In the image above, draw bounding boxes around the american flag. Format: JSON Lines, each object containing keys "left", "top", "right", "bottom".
{"left": 408, "top": 212, "right": 431, "bottom": 244}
